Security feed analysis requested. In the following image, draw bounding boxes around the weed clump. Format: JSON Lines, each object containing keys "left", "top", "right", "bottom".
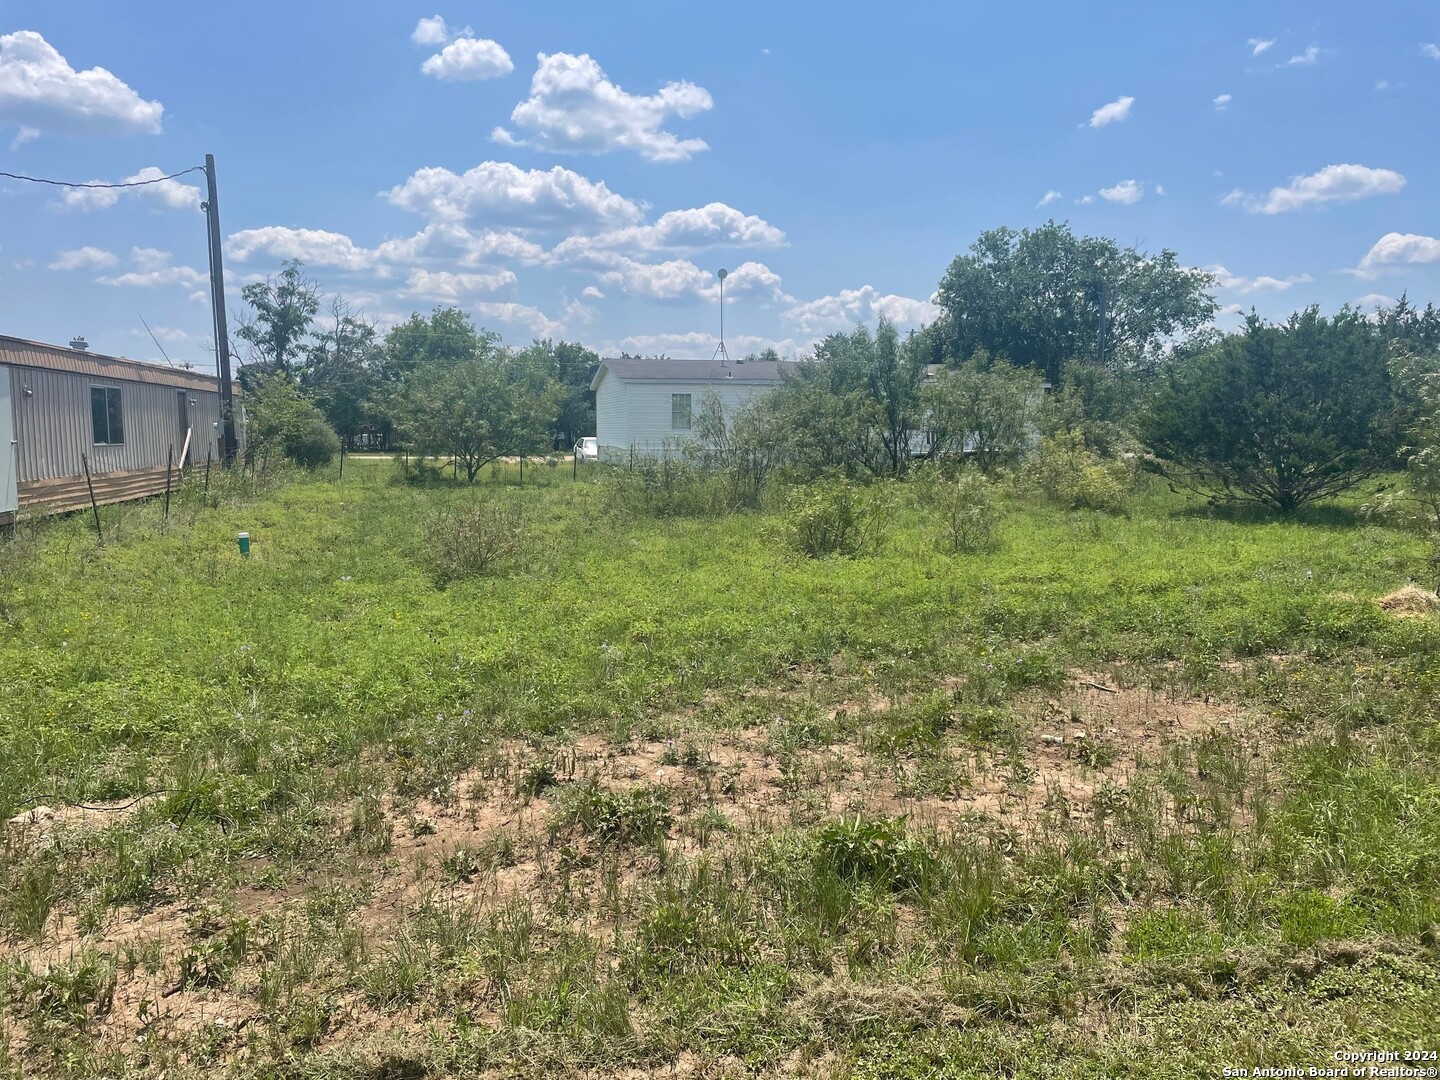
{"left": 516, "top": 759, "right": 560, "bottom": 799}
{"left": 814, "top": 815, "right": 933, "bottom": 892}
{"left": 552, "top": 780, "right": 671, "bottom": 845}
{"left": 781, "top": 479, "right": 888, "bottom": 558}
{"left": 1027, "top": 431, "right": 1131, "bottom": 514}
{"left": 421, "top": 501, "right": 525, "bottom": 585}
{"left": 600, "top": 452, "right": 733, "bottom": 518}
{"left": 916, "top": 466, "right": 1003, "bottom": 553}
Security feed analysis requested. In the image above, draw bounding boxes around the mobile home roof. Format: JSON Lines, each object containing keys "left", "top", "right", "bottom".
{"left": 0, "top": 335, "right": 237, "bottom": 395}
{"left": 590, "top": 358, "right": 789, "bottom": 391}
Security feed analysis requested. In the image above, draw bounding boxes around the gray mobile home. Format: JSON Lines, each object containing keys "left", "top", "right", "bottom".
{"left": 0, "top": 335, "right": 241, "bottom": 522}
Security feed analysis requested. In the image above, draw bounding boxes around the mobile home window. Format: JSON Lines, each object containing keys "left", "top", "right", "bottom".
{"left": 671, "top": 393, "right": 692, "bottom": 431}
{"left": 91, "top": 386, "right": 124, "bottom": 445}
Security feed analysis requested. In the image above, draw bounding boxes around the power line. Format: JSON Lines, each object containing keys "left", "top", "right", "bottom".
{"left": 0, "top": 165, "right": 205, "bottom": 189}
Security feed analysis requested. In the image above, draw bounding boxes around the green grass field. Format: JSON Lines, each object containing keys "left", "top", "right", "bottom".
{"left": 2, "top": 461, "right": 1439, "bottom": 1078}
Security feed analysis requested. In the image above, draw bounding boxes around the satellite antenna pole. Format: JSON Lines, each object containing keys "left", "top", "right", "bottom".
{"left": 138, "top": 314, "right": 177, "bottom": 368}
{"left": 711, "top": 268, "right": 731, "bottom": 365}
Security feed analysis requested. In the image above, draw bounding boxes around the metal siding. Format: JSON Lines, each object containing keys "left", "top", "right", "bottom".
{"left": 595, "top": 371, "right": 629, "bottom": 461}
{"left": 622, "top": 380, "right": 775, "bottom": 456}
{"left": 0, "top": 367, "right": 15, "bottom": 515}
{"left": 9, "top": 365, "right": 231, "bottom": 483}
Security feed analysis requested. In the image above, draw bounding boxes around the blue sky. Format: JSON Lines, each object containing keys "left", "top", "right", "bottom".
{"left": 1, "top": 1, "right": 1437, "bottom": 371}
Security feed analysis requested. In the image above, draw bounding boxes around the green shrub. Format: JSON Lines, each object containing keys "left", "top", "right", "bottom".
{"left": 288, "top": 418, "right": 341, "bottom": 468}
{"left": 1027, "top": 431, "right": 1131, "bottom": 513}
{"left": 782, "top": 479, "right": 887, "bottom": 558}
{"left": 916, "top": 465, "right": 1003, "bottom": 553}
{"left": 421, "top": 501, "right": 525, "bottom": 585}
{"left": 244, "top": 372, "right": 341, "bottom": 469}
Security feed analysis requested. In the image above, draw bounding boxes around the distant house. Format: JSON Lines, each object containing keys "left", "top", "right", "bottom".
{"left": 0, "top": 335, "right": 242, "bottom": 523}
{"left": 590, "top": 359, "right": 787, "bottom": 462}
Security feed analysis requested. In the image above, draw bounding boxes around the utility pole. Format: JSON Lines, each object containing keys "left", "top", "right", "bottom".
{"left": 203, "top": 154, "right": 239, "bottom": 464}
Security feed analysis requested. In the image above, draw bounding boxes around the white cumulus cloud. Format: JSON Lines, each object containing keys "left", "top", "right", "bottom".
{"left": 481, "top": 303, "right": 567, "bottom": 336}
{"left": 411, "top": 16, "right": 452, "bottom": 46}
{"left": 1222, "top": 164, "right": 1405, "bottom": 213}
{"left": 0, "top": 30, "right": 163, "bottom": 140}
{"left": 57, "top": 165, "right": 202, "bottom": 212}
{"left": 385, "top": 161, "right": 643, "bottom": 230}
{"left": 493, "top": 52, "right": 713, "bottom": 162}
{"left": 421, "top": 37, "right": 513, "bottom": 81}
{"left": 1087, "top": 95, "right": 1134, "bottom": 127}
{"left": 1037, "top": 190, "right": 1062, "bottom": 208}
{"left": 373, "top": 224, "right": 545, "bottom": 267}
{"left": 48, "top": 245, "right": 117, "bottom": 270}
{"left": 1248, "top": 38, "right": 1275, "bottom": 55}
{"left": 1204, "top": 265, "right": 1313, "bottom": 294}
{"left": 1421, "top": 43, "right": 1440, "bottom": 60}
{"left": 595, "top": 257, "right": 787, "bottom": 305}
{"left": 1099, "top": 179, "right": 1144, "bottom": 204}
{"left": 98, "top": 247, "right": 206, "bottom": 290}
{"left": 1286, "top": 46, "right": 1322, "bottom": 66}
{"left": 783, "top": 285, "right": 939, "bottom": 338}
{"left": 403, "top": 269, "right": 518, "bottom": 302}
{"left": 1213, "top": 93, "right": 1232, "bottom": 109}
{"left": 549, "top": 202, "right": 785, "bottom": 263}
{"left": 226, "top": 222, "right": 546, "bottom": 276}
{"left": 1355, "top": 233, "right": 1440, "bottom": 277}
{"left": 594, "top": 257, "right": 727, "bottom": 303}
{"left": 228, "top": 227, "right": 375, "bottom": 271}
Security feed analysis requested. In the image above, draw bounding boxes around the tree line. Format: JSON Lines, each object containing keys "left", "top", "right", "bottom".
{"left": 747, "top": 222, "right": 1440, "bottom": 513}
{"left": 237, "top": 221, "right": 1440, "bottom": 514}
{"left": 235, "top": 261, "right": 601, "bottom": 474}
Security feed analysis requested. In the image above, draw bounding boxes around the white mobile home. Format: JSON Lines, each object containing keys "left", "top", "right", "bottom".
{"left": 0, "top": 335, "right": 241, "bottom": 523}
{"left": 590, "top": 359, "right": 786, "bottom": 462}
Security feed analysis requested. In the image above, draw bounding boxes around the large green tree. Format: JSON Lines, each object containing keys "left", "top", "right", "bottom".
{"left": 1141, "top": 307, "right": 1400, "bottom": 510}
{"left": 1369, "top": 344, "right": 1440, "bottom": 586}
{"left": 395, "top": 337, "right": 561, "bottom": 482}
{"left": 300, "top": 300, "right": 383, "bottom": 449}
{"left": 235, "top": 259, "right": 320, "bottom": 383}
{"left": 381, "top": 307, "right": 492, "bottom": 382}
{"left": 919, "top": 351, "right": 1046, "bottom": 473}
{"left": 512, "top": 338, "right": 600, "bottom": 449}
{"left": 934, "top": 222, "right": 1217, "bottom": 382}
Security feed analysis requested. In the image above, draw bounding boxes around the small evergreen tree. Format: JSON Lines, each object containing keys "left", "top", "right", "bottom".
{"left": 1141, "top": 307, "right": 1399, "bottom": 510}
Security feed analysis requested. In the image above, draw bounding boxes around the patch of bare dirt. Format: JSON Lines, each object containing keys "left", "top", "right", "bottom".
{"left": 1, "top": 669, "right": 1260, "bottom": 1074}
{"left": 4, "top": 792, "right": 164, "bottom": 853}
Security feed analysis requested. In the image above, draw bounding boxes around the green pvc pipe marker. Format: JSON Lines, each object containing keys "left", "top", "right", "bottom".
{"left": 237, "top": 531, "right": 251, "bottom": 557}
